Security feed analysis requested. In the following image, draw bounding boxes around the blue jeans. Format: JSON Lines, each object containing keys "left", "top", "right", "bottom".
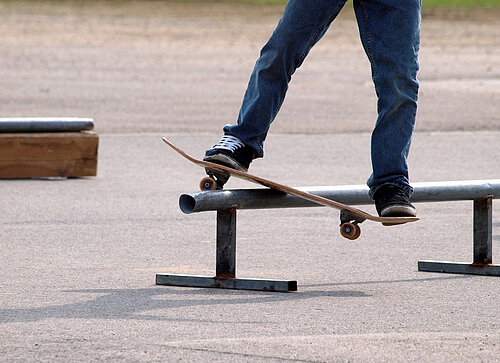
{"left": 224, "top": 0, "right": 421, "bottom": 198}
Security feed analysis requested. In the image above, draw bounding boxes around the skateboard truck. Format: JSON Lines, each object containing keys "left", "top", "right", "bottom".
{"left": 340, "top": 209, "right": 366, "bottom": 240}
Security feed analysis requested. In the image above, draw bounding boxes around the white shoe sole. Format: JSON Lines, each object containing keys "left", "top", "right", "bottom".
{"left": 380, "top": 205, "right": 417, "bottom": 218}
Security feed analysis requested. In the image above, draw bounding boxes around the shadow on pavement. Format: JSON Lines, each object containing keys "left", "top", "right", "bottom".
{"left": 302, "top": 274, "right": 471, "bottom": 288}
{"left": 0, "top": 286, "right": 369, "bottom": 324}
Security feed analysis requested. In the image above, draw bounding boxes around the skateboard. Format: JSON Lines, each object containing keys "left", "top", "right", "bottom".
{"left": 163, "top": 138, "right": 419, "bottom": 240}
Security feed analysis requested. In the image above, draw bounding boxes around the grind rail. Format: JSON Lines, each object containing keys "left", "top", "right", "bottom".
{"left": 156, "top": 179, "right": 500, "bottom": 292}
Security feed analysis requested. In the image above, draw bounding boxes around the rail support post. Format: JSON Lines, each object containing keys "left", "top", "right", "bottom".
{"left": 156, "top": 208, "right": 297, "bottom": 292}
{"left": 473, "top": 197, "right": 493, "bottom": 265}
{"left": 216, "top": 209, "right": 237, "bottom": 278}
{"left": 418, "top": 197, "right": 500, "bottom": 276}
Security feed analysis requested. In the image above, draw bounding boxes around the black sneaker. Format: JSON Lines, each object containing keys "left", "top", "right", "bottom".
{"left": 204, "top": 135, "right": 255, "bottom": 171}
{"left": 374, "top": 184, "right": 417, "bottom": 217}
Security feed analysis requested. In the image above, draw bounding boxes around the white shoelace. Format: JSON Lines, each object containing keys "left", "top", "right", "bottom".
{"left": 213, "top": 135, "right": 245, "bottom": 153}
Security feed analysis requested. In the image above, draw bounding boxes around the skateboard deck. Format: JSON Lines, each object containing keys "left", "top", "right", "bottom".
{"left": 163, "top": 138, "right": 419, "bottom": 239}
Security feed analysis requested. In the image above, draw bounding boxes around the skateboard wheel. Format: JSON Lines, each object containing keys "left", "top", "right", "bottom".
{"left": 200, "top": 177, "right": 217, "bottom": 191}
{"left": 352, "top": 224, "right": 361, "bottom": 239}
{"left": 340, "top": 222, "right": 361, "bottom": 240}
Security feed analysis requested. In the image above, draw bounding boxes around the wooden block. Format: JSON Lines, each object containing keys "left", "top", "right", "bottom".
{"left": 0, "top": 131, "right": 98, "bottom": 178}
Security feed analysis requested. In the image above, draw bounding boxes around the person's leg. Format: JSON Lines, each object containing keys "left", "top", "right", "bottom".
{"left": 353, "top": 0, "right": 421, "bottom": 202}
{"left": 222, "top": 0, "right": 348, "bottom": 159}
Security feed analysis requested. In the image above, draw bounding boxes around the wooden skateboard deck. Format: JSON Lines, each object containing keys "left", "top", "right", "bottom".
{"left": 163, "top": 138, "right": 419, "bottom": 239}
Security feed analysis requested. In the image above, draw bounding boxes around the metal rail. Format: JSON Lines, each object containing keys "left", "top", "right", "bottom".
{"left": 157, "top": 179, "right": 500, "bottom": 292}
{"left": 0, "top": 117, "right": 94, "bottom": 133}
{"left": 180, "top": 180, "right": 500, "bottom": 213}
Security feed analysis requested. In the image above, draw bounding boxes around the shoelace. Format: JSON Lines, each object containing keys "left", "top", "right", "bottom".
{"left": 378, "top": 186, "right": 409, "bottom": 204}
{"left": 389, "top": 186, "right": 409, "bottom": 200}
{"left": 213, "top": 135, "right": 245, "bottom": 153}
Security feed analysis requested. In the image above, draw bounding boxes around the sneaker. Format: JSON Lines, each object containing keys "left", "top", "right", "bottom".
{"left": 203, "top": 135, "right": 255, "bottom": 172}
{"left": 374, "top": 184, "right": 417, "bottom": 217}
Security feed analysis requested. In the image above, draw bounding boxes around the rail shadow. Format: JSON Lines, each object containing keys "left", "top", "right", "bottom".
{"left": 0, "top": 286, "right": 368, "bottom": 324}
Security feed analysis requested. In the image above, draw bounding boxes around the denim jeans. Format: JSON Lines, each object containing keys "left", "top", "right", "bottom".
{"left": 223, "top": 0, "right": 421, "bottom": 198}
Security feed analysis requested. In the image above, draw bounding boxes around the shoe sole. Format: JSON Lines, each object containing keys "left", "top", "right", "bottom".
{"left": 381, "top": 205, "right": 417, "bottom": 226}
{"left": 380, "top": 205, "right": 418, "bottom": 218}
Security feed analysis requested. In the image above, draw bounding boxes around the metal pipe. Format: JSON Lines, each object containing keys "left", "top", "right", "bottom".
{"left": 0, "top": 118, "right": 94, "bottom": 133}
{"left": 179, "top": 179, "right": 500, "bottom": 214}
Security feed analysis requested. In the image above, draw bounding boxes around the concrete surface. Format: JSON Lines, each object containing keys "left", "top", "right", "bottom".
{"left": 1, "top": 1, "right": 499, "bottom": 362}
{"left": 0, "top": 1, "right": 499, "bottom": 134}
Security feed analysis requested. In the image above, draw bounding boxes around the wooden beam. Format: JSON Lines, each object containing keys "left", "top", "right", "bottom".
{"left": 0, "top": 132, "right": 98, "bottom": 178}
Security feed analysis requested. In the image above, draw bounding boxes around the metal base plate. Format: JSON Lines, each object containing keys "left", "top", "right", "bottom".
{"left": 418, "top": 260, "right": 500, "bottom": 276}
{"left": 156, "top": 273, "right": 297, "bottom": 292}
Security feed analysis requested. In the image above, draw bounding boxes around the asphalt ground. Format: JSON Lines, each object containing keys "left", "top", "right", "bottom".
{"left": 1, "top": 1, "right": 499, "bottom": 362}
